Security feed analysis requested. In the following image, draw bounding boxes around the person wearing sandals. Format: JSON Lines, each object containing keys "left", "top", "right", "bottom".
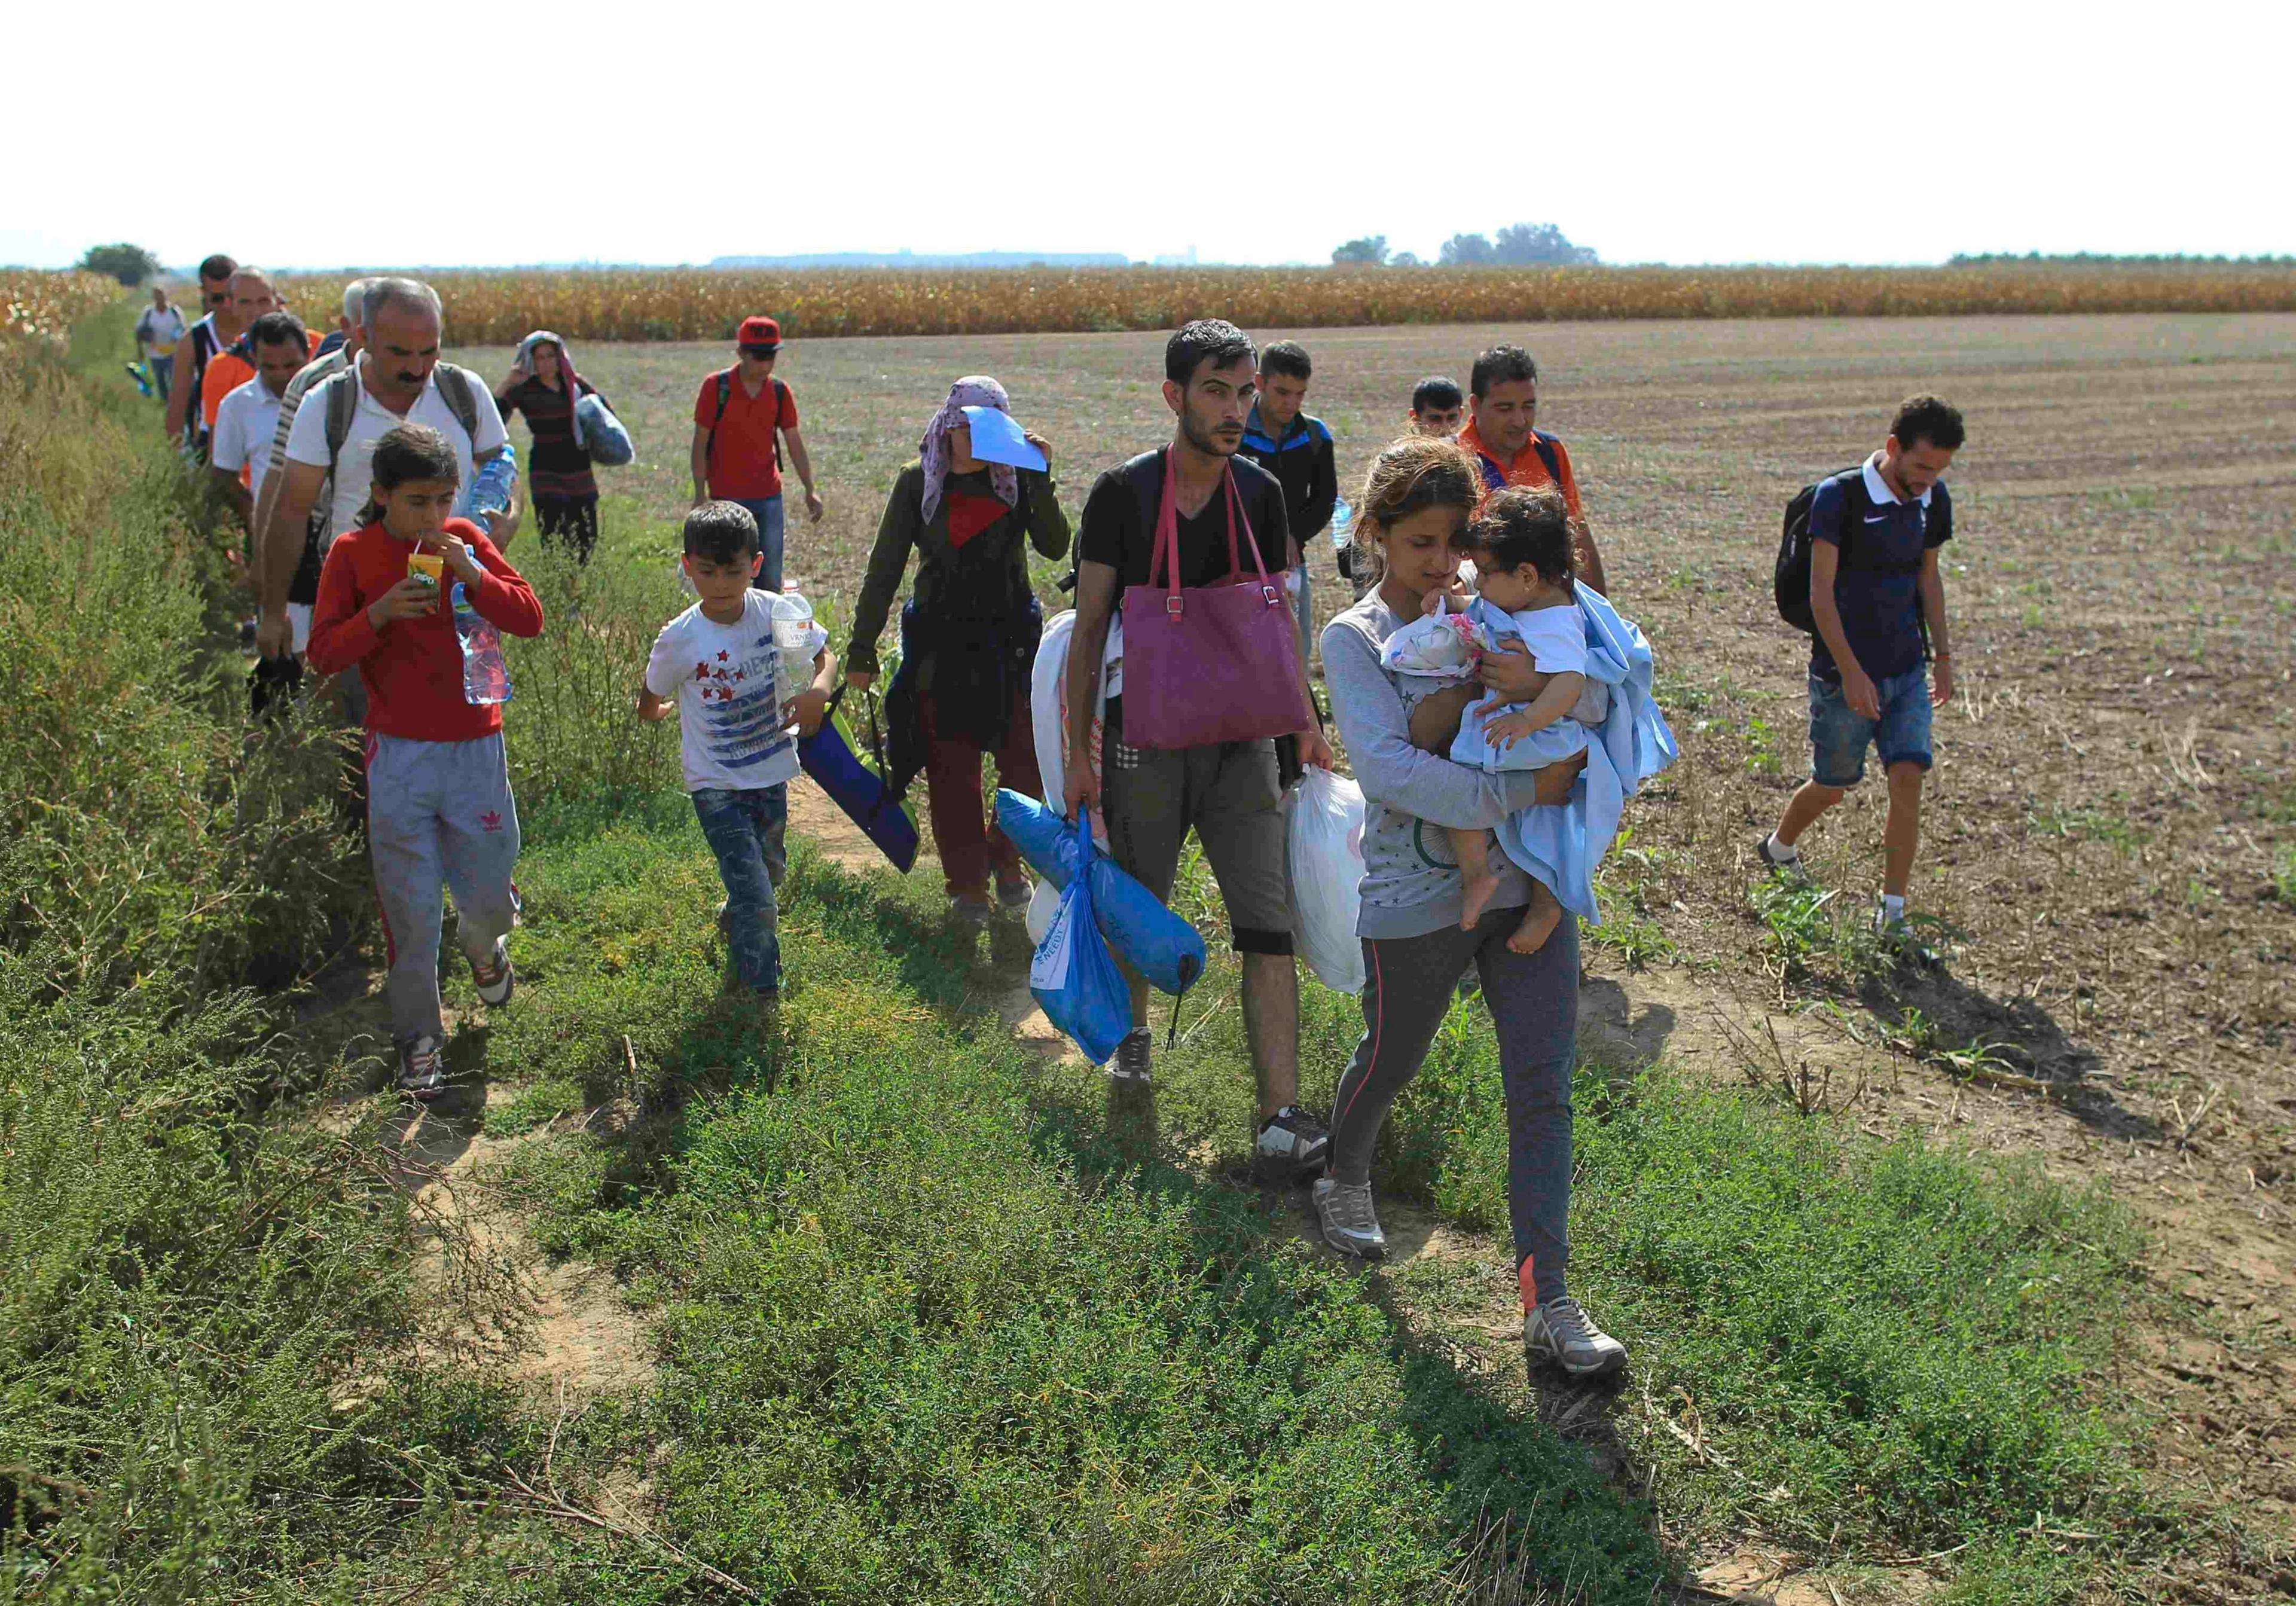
{"left": 1316, "top": 433, "right": 1630, "bottom": 1381}
{"left": 495, "top": 331, "right": 606, "bottom": 562}
{"left": 845, "top": 377, "right": 1069, "bottom": 926}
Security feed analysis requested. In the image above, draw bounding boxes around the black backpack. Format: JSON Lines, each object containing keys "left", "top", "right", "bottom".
{"left": 1774, "top": 467, "right": 1870, "bottom": 633}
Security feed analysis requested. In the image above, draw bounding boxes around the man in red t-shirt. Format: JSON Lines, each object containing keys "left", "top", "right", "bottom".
{"left": 688, "top": 315, "right": 823, "bottom": 590}
{"left": 1457, "top": 343, "right": 1608, "bottom": 596}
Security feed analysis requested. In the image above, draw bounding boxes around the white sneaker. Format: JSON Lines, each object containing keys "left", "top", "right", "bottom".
{"left": 1525, "top": 1296, "right": 1628, "bottom": 1380}
{"left": 1312, "top": 1177, "right": 1387, "bottom": 1260}
{"left": 471, "top": 939, "right": 514, "bottom": 1007}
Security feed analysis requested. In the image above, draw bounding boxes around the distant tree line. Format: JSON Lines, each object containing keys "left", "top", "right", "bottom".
{"left": 1948, "top": 251, "right": 2296, "bottom": 268}
{"left": 1332, "top": 224, "right": 1597, "bottom": 268}
{"left": 77, "top": 243, "right": 163, "bottom": 286}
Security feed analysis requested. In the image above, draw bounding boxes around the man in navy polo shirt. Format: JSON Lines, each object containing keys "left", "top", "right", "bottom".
{"left": 1760, "top": 395, "right": 1965, "bottom": 951}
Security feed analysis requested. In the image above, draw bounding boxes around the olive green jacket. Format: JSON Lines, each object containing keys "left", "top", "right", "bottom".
{"left": 845, "top": 460, "right": 1071, "bottom": 675}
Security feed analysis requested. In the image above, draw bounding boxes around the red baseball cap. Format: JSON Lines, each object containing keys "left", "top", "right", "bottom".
{"left": 737, "top": 315, "right": 782, "bottom": 350}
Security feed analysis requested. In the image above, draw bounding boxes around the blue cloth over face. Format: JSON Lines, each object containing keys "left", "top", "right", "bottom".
{"left": 1485, "top": 586, "right": 1678, "bottom": 924}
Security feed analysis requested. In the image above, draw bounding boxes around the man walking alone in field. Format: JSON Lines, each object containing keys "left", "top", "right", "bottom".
{"left": 1062, "top": 319, "right": 1335, "bottom": 1175}
{"left": 1459, "top": 345, "right": 1608, "bottom": 597}
{"left": 1760, "top": 396, "right": 1964, "bottom": 952}
{"left": 134, "top": 286, "right": 185, "bottom": 405}
{"left": 690, "top": 315, "right": 823, "bottom": 592}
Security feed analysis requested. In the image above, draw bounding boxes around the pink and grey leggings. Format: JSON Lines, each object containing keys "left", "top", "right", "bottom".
{"left": 1328, "top": 905, "right": 1579, "bottom": 1308}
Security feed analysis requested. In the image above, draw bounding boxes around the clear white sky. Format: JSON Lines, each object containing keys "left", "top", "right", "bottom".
{"left": 8, "top": 0, "right": 2285, "bottom": 270}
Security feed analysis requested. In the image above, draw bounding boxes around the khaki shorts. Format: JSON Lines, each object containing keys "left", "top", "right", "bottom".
{"left": 1103, "top": 700, "right": 1293, "bottom": 955}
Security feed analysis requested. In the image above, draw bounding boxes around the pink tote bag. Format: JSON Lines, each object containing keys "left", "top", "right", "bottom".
{"left": 1118, "top": 449, "right": 1311, "bottom": 750}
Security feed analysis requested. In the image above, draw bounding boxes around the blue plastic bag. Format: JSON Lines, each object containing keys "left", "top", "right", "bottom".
{"left": 1030, "top": 829, "right": 1132, "bottom": 1065}
{"left": 576, "top": 392, "right": 634, "bottom": 466}
{"left": 995, "top": 790, "right": 1205, "bottom": 997}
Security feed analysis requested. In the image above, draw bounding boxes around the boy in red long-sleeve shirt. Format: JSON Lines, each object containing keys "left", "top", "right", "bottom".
{"left": 309, "top": 423, "right": 545, "bottom": 1100}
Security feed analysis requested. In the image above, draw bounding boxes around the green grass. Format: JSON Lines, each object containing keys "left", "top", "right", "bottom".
{"left": 477, "top": 804, "right": 1669, "bottom": 1603}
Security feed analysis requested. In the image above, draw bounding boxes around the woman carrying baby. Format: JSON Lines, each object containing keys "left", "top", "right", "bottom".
{"left": 1317, "top": 436, "right": 1628, "bottom": 1381}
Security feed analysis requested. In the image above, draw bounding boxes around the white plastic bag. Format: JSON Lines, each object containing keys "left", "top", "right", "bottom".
{"left": 1286, "top": 768, "right": 1366, "bottom": 994}
{"left": 1031, "top": 607, "right": 1113, "bottom": 848}
{"left": 1024, "top": 875, "right": 1060, "bottom": 946}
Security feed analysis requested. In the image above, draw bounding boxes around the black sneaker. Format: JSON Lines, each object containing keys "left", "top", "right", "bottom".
{"left": 1256, "top": 1106, "right": 1330, "bottom": 1178}
{"left": 1108, "top": 1027, "right": 1153, "bottom": 1084}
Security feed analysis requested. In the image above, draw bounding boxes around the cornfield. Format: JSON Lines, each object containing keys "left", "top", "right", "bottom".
{"left": 273, "top": 264, "right": 2296, "bottom": 344}
{"left": 2, "top": 270, "right": 120, "bottom": 345}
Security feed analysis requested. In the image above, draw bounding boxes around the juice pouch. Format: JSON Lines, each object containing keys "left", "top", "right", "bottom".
{"left": 450, "top": 582, "right": 512, "bottom": 705}
{"left": 408, "top": 551, "right": 445, "bottom": 590}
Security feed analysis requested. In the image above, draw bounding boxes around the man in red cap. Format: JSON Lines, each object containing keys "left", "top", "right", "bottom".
{"left": 689, "top": 315, "right": 823, "bottom": 590}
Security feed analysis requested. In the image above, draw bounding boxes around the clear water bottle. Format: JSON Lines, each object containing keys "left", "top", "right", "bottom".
{"left": 451, "top": 582, "right": 513, "bottom": 705}
{"left": 459, "top": 443, "right": 520, "bottom": 526}
{"left": 1329, "top": 497, "right": 1354, "bottom": 554}
{"left": 769, "top": 591, "right": 819, "bottom": 715}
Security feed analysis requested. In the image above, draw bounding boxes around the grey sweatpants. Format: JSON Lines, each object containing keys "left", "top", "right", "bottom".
{"left": 367, "top": 732, "right": 521, "bottom": 1046}
{"left": 1329, "top": 905, "right": 1580, "bottom": 1306}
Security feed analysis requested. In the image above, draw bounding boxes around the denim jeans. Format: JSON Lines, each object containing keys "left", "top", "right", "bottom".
{"left": 1809, "top": 665, "right": 1933, "bottom": 786}
{"left": 692, "top": 783, "right": 788, "bottom": 993}
{"left": 729, "top": 495, "right": 786, "bottom": 591}
{"left": 148, "top": 353, "right": 174, "bottom": 402}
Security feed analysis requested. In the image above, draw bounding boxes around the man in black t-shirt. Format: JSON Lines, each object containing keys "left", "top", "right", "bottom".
{"left": 1062, "top": 319, "right": 1333, "bottom": 1175}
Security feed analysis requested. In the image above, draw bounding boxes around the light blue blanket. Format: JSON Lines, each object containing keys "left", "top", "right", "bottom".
{"left": 1479, "top": 586, "right": 1677, "bottom": 923}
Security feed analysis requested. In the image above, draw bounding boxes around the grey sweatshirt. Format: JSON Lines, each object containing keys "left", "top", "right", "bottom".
{"left": 1321, "top": 593, "right": 1549, "bottom": 940}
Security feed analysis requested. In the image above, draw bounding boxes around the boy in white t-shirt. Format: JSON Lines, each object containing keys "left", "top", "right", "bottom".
{"left": 639, "top": 502, "right": 836, "bottom": 1002}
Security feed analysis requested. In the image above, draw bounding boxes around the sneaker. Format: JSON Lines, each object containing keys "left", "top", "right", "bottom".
{"left": 995, "top": 873, "right": 1034, "bottom": 911}
{"left": 396, "top": 1035, "right": 448, "bottom": 1101}
{"left": 1525, "top": 1296, "right": 1628, "bottom": 1380}
{"left": 951, "top": 893, "right": 992, "bottom": 929}
{"left": 471, "top": 939, "right": 514, "bottom": 1007}
{"left": 1108, "top": 1027, "right": 1153, "bottom": 1084}
{"left": 1312, "top": 1177, "right": 1387, "bottom": 1260}
{"left": 1756, "top": 833, "right": 1803, "bottom": 877}
{"left": 1256, "top": 1106, "right": 1331, "bottom": 1178}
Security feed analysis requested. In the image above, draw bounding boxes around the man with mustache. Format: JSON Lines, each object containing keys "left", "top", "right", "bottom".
{"left": 258, "top": 278, "right": 515, "bottom": 658}
{"left": 1062, "top": 319, "right": 1335, "bottom": 1176}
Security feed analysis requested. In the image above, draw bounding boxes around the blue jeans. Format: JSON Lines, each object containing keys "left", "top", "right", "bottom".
{"left": 693, "top": 783, "right": 788, "bottom": 993}
{"left": 148, "top": 353, "right": 174, "bottom": 402}
{"left": 729, "top": 495, "right": 785, "bottom": 591}
{"left": 1809, "top": 665, "right": 1932, "bottom": 786}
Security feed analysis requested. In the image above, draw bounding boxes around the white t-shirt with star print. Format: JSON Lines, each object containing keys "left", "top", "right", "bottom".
{"left": 644, "top": 590, "right": 826, "bottom": 793}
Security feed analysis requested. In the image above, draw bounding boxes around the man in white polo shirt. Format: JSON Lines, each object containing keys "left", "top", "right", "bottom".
{"left": 257, "top": 277, "right": 515, "bottom": 660}
{"left": 209, "top": 311, "right": 311, "bottom": 565}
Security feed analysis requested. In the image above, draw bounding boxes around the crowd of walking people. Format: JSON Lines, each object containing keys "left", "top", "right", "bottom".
{"left": 139, "top": 261, "right": 1965, "bottom": 1382}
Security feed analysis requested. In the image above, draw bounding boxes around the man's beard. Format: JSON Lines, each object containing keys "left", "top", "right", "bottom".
{"left": 1179, "top": 411, "right": 1237, "bottom": 458}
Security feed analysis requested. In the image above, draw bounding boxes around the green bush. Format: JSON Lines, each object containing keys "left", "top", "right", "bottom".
{"left": 0, "top": 321, "right": 365, "bottom": 995}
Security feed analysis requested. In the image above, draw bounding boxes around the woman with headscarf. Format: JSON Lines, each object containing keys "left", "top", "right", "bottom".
{"left": 846, "top": 377, "right": 1069, "bottom": 926}
{"left": 494, "top": 331, "right": 607, "bottom": 561}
